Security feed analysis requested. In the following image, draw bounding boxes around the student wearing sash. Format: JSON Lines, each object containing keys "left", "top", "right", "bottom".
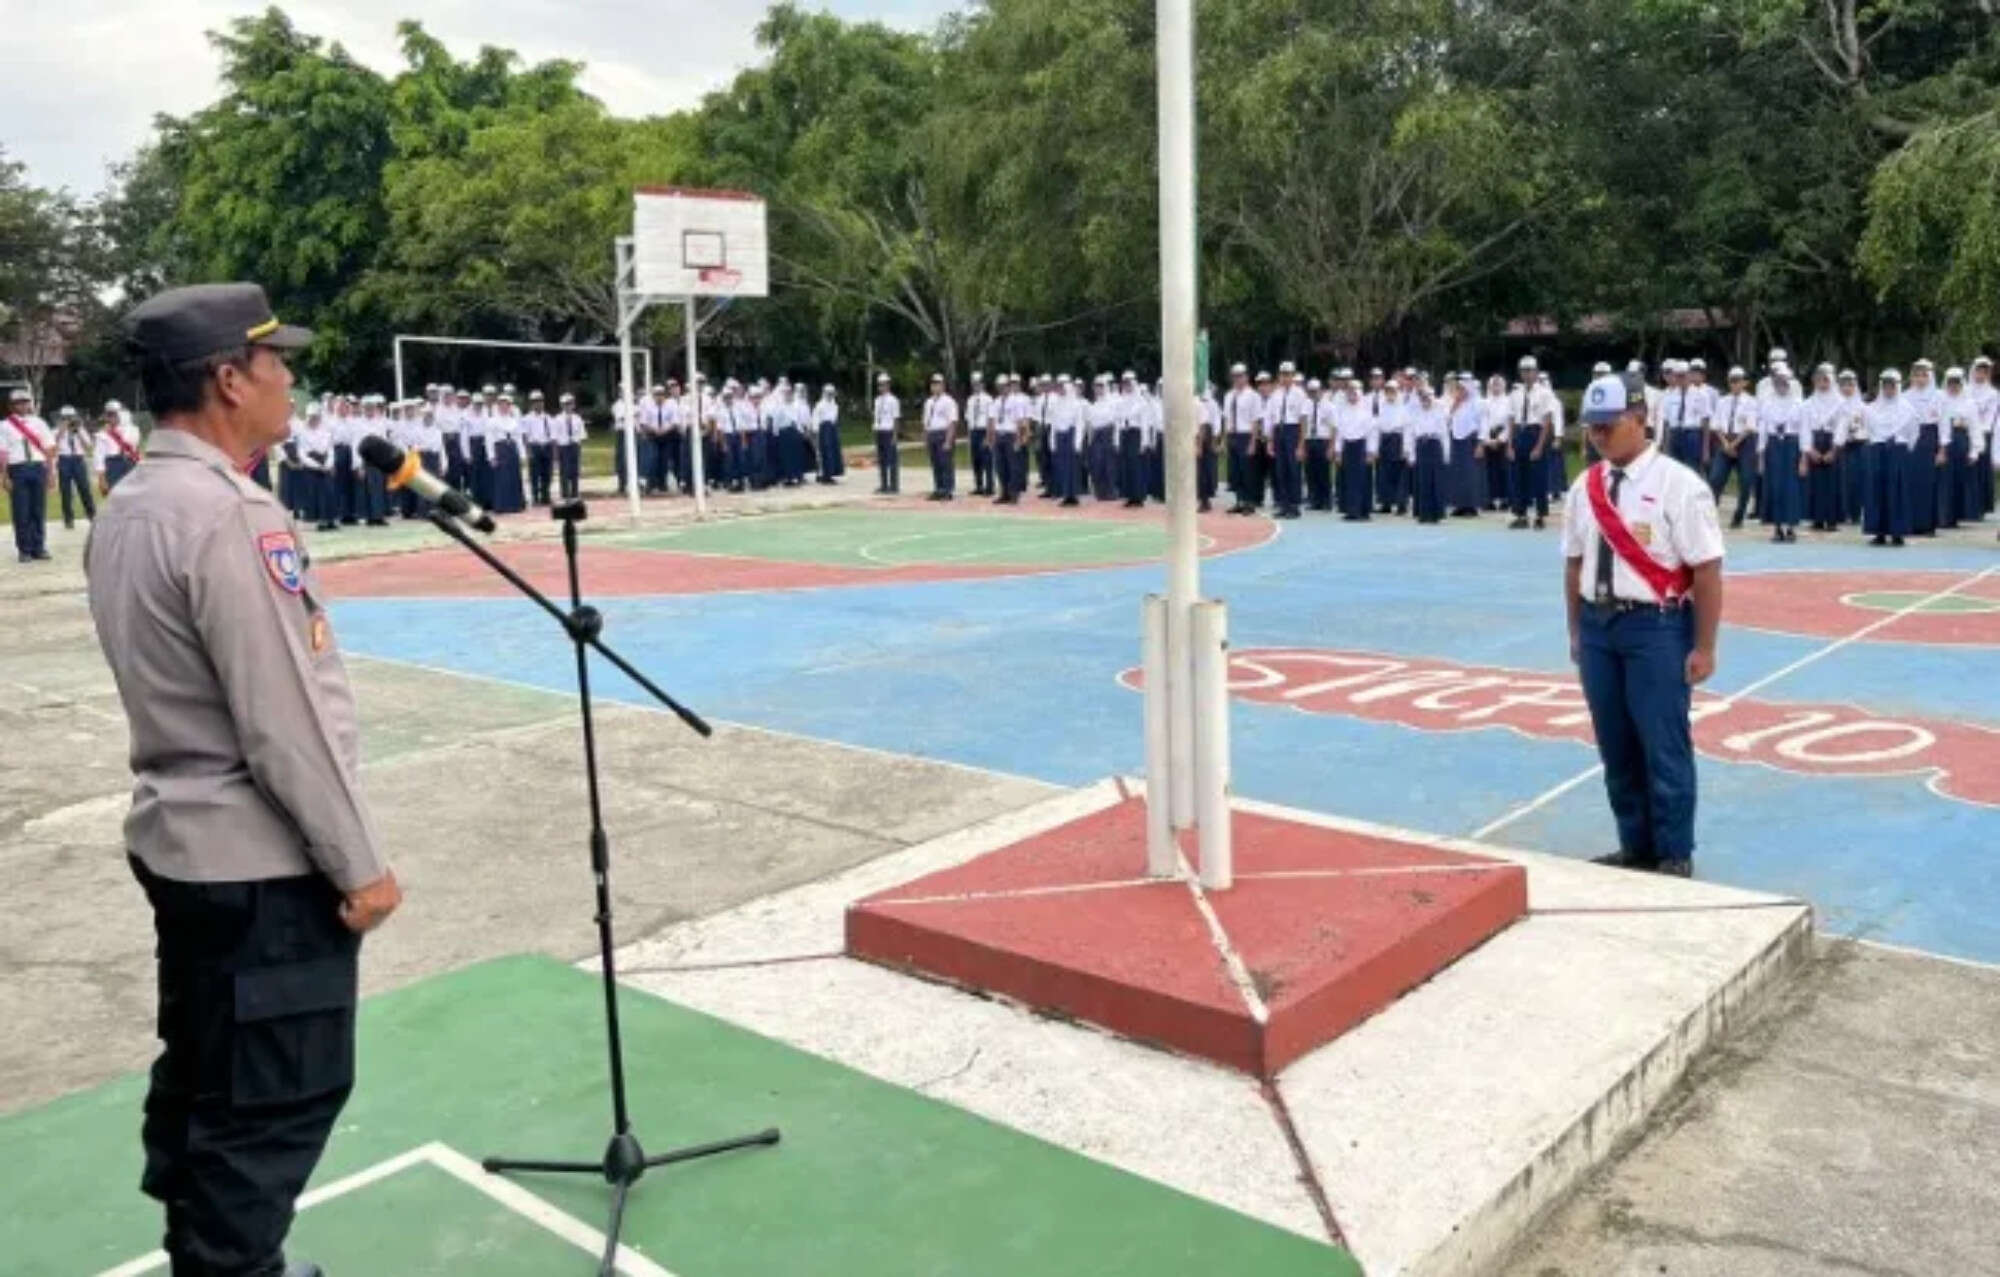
{"left": 1564, "top": 369, "right": 1725, "bottom": 879}
{"left": 98, "top": 400, "right": 144, "bottom": 492}
{"left": 5, "top": 387, "right": 56, "bottom": 561}
{"left": 53, "top": 405, "right": 98, "bottom": 528}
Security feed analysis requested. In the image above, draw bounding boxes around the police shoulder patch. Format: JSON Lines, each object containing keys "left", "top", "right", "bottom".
{"left": 259, "top": 530, "right": 303, "bottom": 594}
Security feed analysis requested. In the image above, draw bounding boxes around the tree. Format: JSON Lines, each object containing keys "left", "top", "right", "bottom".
{"left": 0, "top": 148, "right": 100, "bottom": 402}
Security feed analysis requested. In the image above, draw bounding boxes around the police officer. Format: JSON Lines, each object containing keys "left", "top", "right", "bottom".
{"left": 87, "top": 283, "right": 401, "bottom": 1277}
{"left": 1565, "top": 369, "right": 1725, "bottom": 878}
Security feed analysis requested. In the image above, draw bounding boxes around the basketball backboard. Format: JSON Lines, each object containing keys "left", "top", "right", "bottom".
{"left": 632, "top": 187, "right": 769, "bottom": 298}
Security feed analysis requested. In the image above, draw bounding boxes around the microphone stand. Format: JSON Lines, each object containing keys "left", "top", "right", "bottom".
{"left": 421, "top": 498, "right": 778, "bottom": 1276}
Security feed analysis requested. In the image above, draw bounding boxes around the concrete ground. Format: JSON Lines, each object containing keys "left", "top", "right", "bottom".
{"left": 1501, "top": 937, "right": 2000, "bottom": 1277}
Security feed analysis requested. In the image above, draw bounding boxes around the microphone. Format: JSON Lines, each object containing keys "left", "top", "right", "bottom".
{"left": 358, "top": 435, "right": 496, "bottom": 533}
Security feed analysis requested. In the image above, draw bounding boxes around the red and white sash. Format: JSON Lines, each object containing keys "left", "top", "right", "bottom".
{"left": 109, "top": 430, "right": 143, "bottom": 464}
{"left": 1586, "top": 462, "right": 1691, "bottom": 604}
{"left": 7, "top": 414, "right": 55, "bottom": 463}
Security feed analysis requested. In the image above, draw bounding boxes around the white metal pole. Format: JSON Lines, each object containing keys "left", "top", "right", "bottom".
{"left": 616, "top": 244, "right": 641, "bottom": 522}
{"left": 393, "top": 336, "right": 406, "bottom": 404}
{"left": 1192, "top": 599, "right": 1232, "bottom": 890}
{"left": 1158, "top": 0, "right": 1200, "bottom": 832}
{"left": 686, "top": 297, "right": 708, "bottom": 519}
{"left": 1142, "top": 594, "right": 1177, "bottom": 878}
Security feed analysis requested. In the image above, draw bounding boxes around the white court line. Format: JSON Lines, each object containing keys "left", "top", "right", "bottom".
{"left": 94, "top": 1142, "right": 672, "bottom": 1277}
{"left": 1178, "top": 850, "right": 1271, "bottom": 1025}
{"left": 869, "top": 876, "right": 1161, "bottom": 907}
{"left": 854, "top": 522, "right": 1164, "bottom": 568}
{"left": 1469, "top": 562, "right": 2000, "bottom": 842}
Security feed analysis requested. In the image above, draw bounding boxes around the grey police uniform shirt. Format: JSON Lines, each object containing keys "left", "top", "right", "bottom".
{"left": 84, "top": 427, "right": 387, "bottom": 891}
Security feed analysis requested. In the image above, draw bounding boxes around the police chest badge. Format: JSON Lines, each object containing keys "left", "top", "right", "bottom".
{"left": 259, "top": 531, "right": 303, "bottom": 594}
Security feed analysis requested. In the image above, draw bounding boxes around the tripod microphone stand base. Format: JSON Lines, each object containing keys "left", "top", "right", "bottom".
{"left": 483, "top": 1127, "right": 781, "bottom": 1276}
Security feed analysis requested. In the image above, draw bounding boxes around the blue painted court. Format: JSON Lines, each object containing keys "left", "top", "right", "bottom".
{"left": 327, "top": 505, "right": 2000, "bottom": 965}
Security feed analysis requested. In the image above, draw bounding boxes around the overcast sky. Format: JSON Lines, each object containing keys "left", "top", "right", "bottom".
{"left": 1, "top": 0, "right": 958, "bottom": 196}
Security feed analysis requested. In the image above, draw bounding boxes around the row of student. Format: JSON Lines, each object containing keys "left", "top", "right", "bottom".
{"left": 3, "top": 391, "right": 146, "bottom": 562}
{"left": 275, "top": 385, "right": 590, "bottom": 530}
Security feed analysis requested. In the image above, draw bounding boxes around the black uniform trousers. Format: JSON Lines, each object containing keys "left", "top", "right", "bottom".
{"left": 132, "top": 858, "right": 359, "bottom": 1277}
{"left": 58, "top": 454, "right": 97, "bottom": 526}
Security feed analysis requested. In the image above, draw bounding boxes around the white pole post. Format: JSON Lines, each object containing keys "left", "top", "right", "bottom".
{"left": 686, "top": 297, "right": 708, "bottom": 519}
{"left": 616, "top": 239, "right": 641, "bottom": 522}
{"left": 1157, "top": 0, "right": 1200, "bottom": 834}
{"left": 1142, "top": 594, "right": 1177, "bottom": 877}
{"left": 393, "top": 336, "right": 406, "bottom": 404}
{"left": 1192, "top": 599, "right": 1232, "bottom": 890}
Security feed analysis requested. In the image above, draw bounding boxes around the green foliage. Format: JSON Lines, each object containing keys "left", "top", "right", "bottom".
{"left": 13, "top": 0, "right": 1999, "bottom": 398}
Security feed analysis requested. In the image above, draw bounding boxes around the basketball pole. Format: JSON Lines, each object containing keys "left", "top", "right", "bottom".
{"left": 686, "top": 297, "right": 709, "bottom": 519}
{"left": 615, "top": 236, "right": 643, "bottom": 523}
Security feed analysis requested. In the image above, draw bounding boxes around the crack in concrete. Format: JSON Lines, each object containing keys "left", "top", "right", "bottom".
{"left": 1597, "top": 1196, "right": 1922, "bottom": 1277}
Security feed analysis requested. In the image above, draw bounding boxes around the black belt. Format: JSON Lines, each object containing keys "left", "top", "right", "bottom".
{"left": 1584, "top": 595, "right": 1687, "bottom": 615}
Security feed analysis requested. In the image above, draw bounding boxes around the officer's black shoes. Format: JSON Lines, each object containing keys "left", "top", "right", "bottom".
{"left": 1653, "top": 859, "right": 1694, "bottom": 878}
{"left": 1590, "top": 850, "right": 1658, "bottom": 871}
{"left": 1508, "top": 516, "right": 1529, "bottom": 529}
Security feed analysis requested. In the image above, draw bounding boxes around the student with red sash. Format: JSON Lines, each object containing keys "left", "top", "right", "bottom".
{"left": 5, "top": 387, "right": 56, "bottom": 561}
{"left": 1563, "top": 369, "right": 1726, "bottom": 878}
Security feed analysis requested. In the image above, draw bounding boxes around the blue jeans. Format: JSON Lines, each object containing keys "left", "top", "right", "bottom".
{"left": 1578, "top": 604, "right": 1697, "bottom": 861}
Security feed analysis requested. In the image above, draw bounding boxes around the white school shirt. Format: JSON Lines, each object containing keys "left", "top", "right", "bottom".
{"left": 95, "top": 421, "right": 144, "bottom": 471}
{"left": 731, "top": 400, "right": 760, "bottom": 434}
{"left": 1222, "top": 387, "right": 1262, "bottom": 435}
{"left": 1714, "top": 392, "right": 1758, "bottom": 440}
{"left": 1481, "top": 394, "right": 1511, "bottom": 441}
{"left": 1560, "top": 446, "right": 1726, "bottom": 604}
{"left": 814, "top": 396, "right": 839, "bottom": 428}
{"left": 998, "top": 391, "right": 1030, "bottom": 437}
{"left": 521, "top": 411, "right": 552, "bottom": 445}
{"left": 1836, "top": 392, "right": 1868, "bottom": 443}
{"left": 1089, "top": 395, "right": 1118, "bottom": 431}
{"left": 1052, "top": 392, "right": 1083, "bottom": 438}
{"left": 967, "top": 391, "right": 995, "bottom": 432}
{"left": 552, "top": 411, "right": 588, "bottom": 445}
{"left": 1661, "top": 385, "right": 1706, "bottom": 433}
{"left": 1758, "top": 394, "right": 1803, "bottom": 452}
{"left": 52, "top": 418, "right": 93, "bottom": 457}
{"left": 1802, "top": 391, "right": 1845, "bottom": 444}
{"left": 760, "top": 397, "right": 789, "bottom": 432}
{"left": 1264, "top": 383, "right": 1308, "bottom": 428}
{"left": 923, "top": 394, "right": 959, "bottom": 435}
{"left": 1448, "top": 397, "right": 1485, "bottom": 441}
{"left": 873, "top": 393, "right": 900, "bottom": 432}
{"left": 1334, "top": 398, "right": 1378, "bottom": 450}
{"left": 459, "top": 409, "right": 487, "bottom": 441}
{"left": 1866, "top": 394, "right": 1917, "bottom": 447}
{"left": 1305, "top": 395, "right": 1336, "bottom": 440}
{"left": 1200, "top": 392, "right": 1219, "bottom": 434}
{"left": 1406, "top": 400, "right": 1447, "bottom": 441}
{"left": 299, "top": 423, "right": 335, "bottom": 469}
{"left": 1510, "top": 381, "right": 1559, "bottom": 430}
{"left": 1903, "top": 384, "right": 1943, "bottom": 426}
{"left": 1943, "top": 390, "right": 1986, "bottom": 449}
{"left": 1140, "top": 393, "right": 1163, "bottom": 447}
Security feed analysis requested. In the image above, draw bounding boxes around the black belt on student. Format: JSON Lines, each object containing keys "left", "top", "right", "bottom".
{"left": 1584, "top": 595, "right": 1688, "bottom": 616}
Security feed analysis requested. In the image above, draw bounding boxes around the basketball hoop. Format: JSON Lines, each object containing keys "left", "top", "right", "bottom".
{"left": 698, "top": 266, "right": 743, "bottom": 290}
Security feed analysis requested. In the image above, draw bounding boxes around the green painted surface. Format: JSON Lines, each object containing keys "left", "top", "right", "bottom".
{"left": 617, "top": 508, "right": 1168, "bottom": 569}
{"left": 293, "top": 1161, "right": 592, "bottom": 1273}
{"left": 1843, "top": 590, "right": 2000, "bottom": 614}
{"left": 1, "top": 956, "right": 1353, "bottom": 1277}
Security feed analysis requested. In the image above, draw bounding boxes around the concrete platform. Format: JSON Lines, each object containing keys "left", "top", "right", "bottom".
{"left": 845, "top": 794, "right": 1528, "bottom": 1075}
{"left": 618, "top": 780, "right": 1813, "bottom": 1276}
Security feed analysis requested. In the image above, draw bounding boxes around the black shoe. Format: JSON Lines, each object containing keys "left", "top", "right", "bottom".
{"left": 17, "top": 553, "right": 31, "bottom": 564}
{"left": 34, "top": 550, "right": 52, "bottom": 560}
{"left": 1198, "top": 500, "right": 1212, "bottom": 512}
{"left": 1060, "top": 497, "right": 1080, "bottom": 506}
{"left": 1533, "top": 517, "right": 1546, "bottom": 530}
{"left": 1892, "top": 536, "right": 1905, "bottom": 546}
{"left": 1508, "top": 516, "right": 1528, "bottom": 529}
{"left": 1590, "top": 851, "right": 1658, "bottom": 872}
{"left": 1729, "top": 517, "right": 1744, "bottom": 529}
{"left": 1653, "top": 859, "right": 1694, "bottom": 878}
{"left": 1870, "top": 535, "right": 1887, "bottom": 546}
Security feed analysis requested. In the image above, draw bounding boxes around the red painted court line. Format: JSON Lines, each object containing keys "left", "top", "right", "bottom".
{"left": 1730, "top": 570, "right": 2000, "bottom": 646}
{"left": 317, "top": 504, "right": 1275, "bottom": 599}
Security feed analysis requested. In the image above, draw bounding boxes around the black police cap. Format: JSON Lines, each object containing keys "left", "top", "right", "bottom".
{"left": 123, "top": 283, "right": 313, "bottom": 364}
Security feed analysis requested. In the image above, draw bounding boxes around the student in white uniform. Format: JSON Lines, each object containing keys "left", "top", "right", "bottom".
{"left": 1758, "top": 363, "right": 1805, "bottom": 541}
{"left": 921, "top": 373, "right": 959, "bottom": 500}
{"left": 1222, "top": 364, "right": 1261, "bottom": 514}
{"left": 996, "top": 373, "right": 1031, "bottom": 503}
{"left": 1334, "top": 377, "right": 1379, "bottom": 520}
{"left": 1940, "top": 366, "right": 1983, "bottom": 530}
{"left": 1445, "top": 373, "right": 1487, "bottom": 516}
{"left": 1090, "top": 375, "right": 1123, "bottom": 504}
{"left": 1304, "top": 375, "right": 1338, "bottom": 512}
{"left": 1406, "top": 378, "right": 1448, "bottom": 524}
{"left": 812, "top": 384, "right": 843, "bottom": 486}
{"left": 1264, "top": 362, "right": 1308, "bottom": 519}
{"left": 522, "top": 389, "right": 554, "bottom": 506}
{"left": 966, "top": 373, "right": 995, "bottom": 496}
{"left": 1197, "top": 382, "right": 1221, "bottom": 512}
{"left": 1706, "top": 367, "right": 1759, "bottom": 528}
{"left": 1051, "top": 374, "right": 1084, "bottom": 506}
{"left": 872, "top": 373, "right": 901, "bottom": 494}
{"left": 552, "top": 392, "right": 587, "bottom": 499}
{"left": 1903, "top": 358, "right": 1943, "bottom": 536}
{"left": 296, "top": 405, "right": 336, "bottom": 531}
{"left": 1508, "top": 357, "right": 1558, "bottom": 529}
{"left": 52, "top": 405, "right": 97, "bottom": 528}
{"left": 1801, "top": 365, "right": 1845, "bottom": 531}
{"left": 1564, "top": 368, "right": 1726, "bottom": 879}
{"left": 1863, "top": 369, "right": 1914, "bottom": 545}
{"left": 96, "top": 399, "right": 144, "bottom": 493}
